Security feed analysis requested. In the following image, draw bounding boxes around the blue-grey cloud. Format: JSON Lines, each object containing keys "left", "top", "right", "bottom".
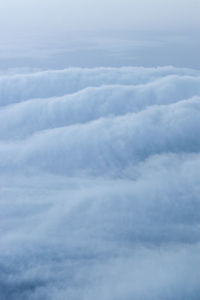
{"left": 0, "top": 66, "right": 200, "bottom": 300}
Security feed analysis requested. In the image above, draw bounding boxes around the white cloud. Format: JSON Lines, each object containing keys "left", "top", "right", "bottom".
{"left": 0, "top": 66, "right": 199, "bottom": 106}
{"left": 1, "top": 73, "right": 200, "bottom": 140}
{"left": 0, "top": 66, "right": 200, "bottom": 299}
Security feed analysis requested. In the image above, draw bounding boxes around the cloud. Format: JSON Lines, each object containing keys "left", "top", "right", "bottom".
{"left": 0, "top": 66, "right": 199, "bottom": 106}
{"left": 1, "top": 73, "right": 200, "bottom": 140}
{"left": 0, "top": 66, "right": 200, "bottom": 300}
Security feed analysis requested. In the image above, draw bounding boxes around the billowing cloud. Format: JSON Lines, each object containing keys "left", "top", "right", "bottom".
{"left": 0, "top": 66, "right": 199, "bottom": 106}
{"left": 0, "top": 66, "right": 200, "bottom": 299}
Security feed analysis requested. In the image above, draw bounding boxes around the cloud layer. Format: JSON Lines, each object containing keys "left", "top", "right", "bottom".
{"left": 0, "top": 66, "right": 200, "bottom": 300}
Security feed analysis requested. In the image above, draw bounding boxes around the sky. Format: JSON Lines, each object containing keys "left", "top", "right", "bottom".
{"left": 0, "top": 0, "right": 199, "bottom": 38}
{"left": 0, "top": 0, "right": 199, "bottom": 70}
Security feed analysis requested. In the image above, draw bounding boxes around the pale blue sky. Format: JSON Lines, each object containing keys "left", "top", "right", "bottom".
{"left": 0, "top": 0, "right": 199, "bottom": 37}
{"left": 0, "top": 0, "right": 199, "bottom": 70}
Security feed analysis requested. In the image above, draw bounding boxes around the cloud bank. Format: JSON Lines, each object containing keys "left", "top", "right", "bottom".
{"left": 0, "top": 66, "right": 200, "bottom": 300}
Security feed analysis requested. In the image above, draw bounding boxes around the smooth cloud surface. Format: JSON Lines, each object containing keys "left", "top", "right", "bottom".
{"left": 0, "top": 66, "right": 200, "bottom": 300}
